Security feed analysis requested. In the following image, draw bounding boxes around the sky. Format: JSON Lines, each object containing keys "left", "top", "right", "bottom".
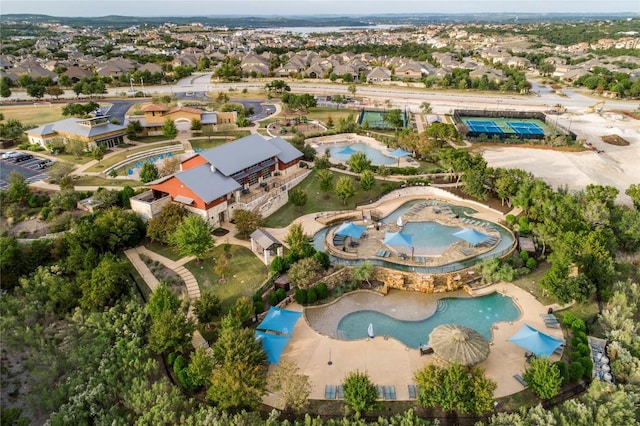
{"left": 2, "top": 0, "right": 639, "bottom": 17}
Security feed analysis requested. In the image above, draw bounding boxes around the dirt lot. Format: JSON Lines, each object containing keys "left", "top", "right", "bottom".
{"left": 481, "top": 112, "right": 640, "bottom": 206}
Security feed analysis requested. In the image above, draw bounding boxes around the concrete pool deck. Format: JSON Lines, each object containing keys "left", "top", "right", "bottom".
{"left": 264, "top": 282, "right": 564, "bottom": 406}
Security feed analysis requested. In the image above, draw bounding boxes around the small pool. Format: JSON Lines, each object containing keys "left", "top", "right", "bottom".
{"left": 402, "top": 221, "right": 464, "bottom": 256}
{"left": 326, "top": 142, "right": 397, "bottom": 166}
{"left": 336, "top": 293, "right": 520, "bottom": 348}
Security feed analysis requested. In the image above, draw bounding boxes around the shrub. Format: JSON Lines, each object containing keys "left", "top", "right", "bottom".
{"left": 572, "top": 330, "right": 587, "bottom": 344}
{"left": 39, "top": 206, "right": 52, "bottom": 220}
{"left": 313, "top": 251, "right": 331, "bottom": 270}
{"left": 173, "top": 354, "right": 188, "bottom": 373}
{"left": 252, "top": 292, "right": 262, "bottom": 303}
{"left": 526, "top": 257, "right": 538, "bottom": 269}
{"left": 253, "top": 300, "right": 265, "bottom": 314}
{"left": 505, "top": 214, "right": 516, "bottom": 225}
{"left": 519, "top": 250, "right": 530, "bottom": 262}
{"left": 268, "top": 292, "right": 279, "bottom": 306}
{"left": 554, "top": 361, "right": 569, "bottom": 385}
{"left": 568, "top": 362, "right": 584, "bottom": 382}
{"left": 167, "top": 352, "right": 178, "bottom": 367}
{"left": 576, "top": 343, "right": 591, "bottom": 357}
{"left": 275, "top": 288, "right": 287, "bottom": 302}
{"left": 579, "top": 357, "right": 593, "bottom": 379}
{"left": 315, "top": 282, "right": 329, "bottom": 300}
{"left": 294, "top": 288, "right": 308, "bottom": 305}
{"left": 561, "top": 312, "right": 577, "bottom": 327}
{"left": 570, "top": 318, "right": 586, "bottom": 333}
{"left": 307, "top": 287, "right": 318, "bottom": 304}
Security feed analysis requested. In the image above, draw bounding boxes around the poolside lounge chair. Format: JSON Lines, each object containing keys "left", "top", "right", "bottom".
{"left": 513, "top": 374, "right": 528, "bottom": 387}
{"left": 546, "top": 322, "right": 561, "bottom": 329}
{"left": 408, "top": 384, "right": 417, "bottom": 399}
{"left": 384, "top": 251, "right": 391, "bottom": 258}
{"left": 376, "top": 250, "right": 385, "bottom": 257}
{"left": 540, "top": 313, "right": 558, "bottom": 320}
{"left": 553, "top": 344, "right": 566, "bottom": 356}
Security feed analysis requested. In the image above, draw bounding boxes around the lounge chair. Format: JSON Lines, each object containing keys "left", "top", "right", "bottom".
{"left": 546, "top": 322, "right": 561, "bottom": 329}
{"left": 376, "top": 250, "right": 385, "bottom": 257}
{"left": 553, "top": 345, "right": 565, "bottom": 356}
{"left": 513, "top": 374, "right": 528, "bottom": 387}
{"left": 541, "top": 314, "right": 558, "bottom": 320}
{"left": 384, "top": 251, "right": 391, "bottom": 258}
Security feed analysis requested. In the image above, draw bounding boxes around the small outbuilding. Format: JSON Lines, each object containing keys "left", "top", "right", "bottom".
{"left": 518, "top": 237, "right": 536, "bottom": 254}
{"left": 250, "top": 228, "right": 283, "bottom": 265}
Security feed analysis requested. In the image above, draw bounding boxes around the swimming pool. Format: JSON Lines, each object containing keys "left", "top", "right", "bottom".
{"left": 401, "top": 221, "right": 464, "bottom": 256}
{"left": 326, "top": 142, "right": 397, "bottom": 166}
{"left": 336, "top": 293, "right": 519, "bottom": 348}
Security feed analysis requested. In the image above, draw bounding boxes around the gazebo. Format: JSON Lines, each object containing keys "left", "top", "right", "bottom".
{"left": 428, "top": 324, "right": 490, "bottom": 366}
{"left": 250, "top": 229, "right": 283, "bottom": 264}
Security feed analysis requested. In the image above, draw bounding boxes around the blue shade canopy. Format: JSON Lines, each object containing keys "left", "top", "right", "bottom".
{"left": 338, "top": 146, "right": 358, "bottom": 155}
{"left": 255, "top": 331, "right": 291, "bottom": 364}
{"left": 508, "top": 324, "right": 565, "bottom": 357}
{"left": 336, "top": 222, "right": 367, "bottom": 239}
{"left": 257, "top": 307, "right": 302, "bottom": 336}
{"left": 389, "top": 147, "right": 411, "bottom": 158}
{"left": 383, "top": 231, "right": 413, "bottom": 247}
{"left": 453, "top": 228, "right": 491, "bottom": 246}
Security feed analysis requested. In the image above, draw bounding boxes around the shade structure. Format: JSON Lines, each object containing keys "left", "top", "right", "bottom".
{"left": 255, "top": 331, "right": 291, "bottom": 364}
{"left": 428, "top": 324, "right": 490, "bottom": 366}
{"left": 383, "top": 231, "right": 413, "bottom": 247}
{"left": 336, "top": 222, "right": 367, "bottom": 239}
{"left": 508, "top": 324, "right": 565, "bottom": 357}
{"left": 338, "top": 146, "right": 358, "bottom": 155}
{"left": 389, "top": 147, "right": 411, "bottom": 158}
{"left": 453, "top": 228, "right": 491, "bottom": 247}
{"left": 257, "top": 307, "right": 302, "bottom": 336}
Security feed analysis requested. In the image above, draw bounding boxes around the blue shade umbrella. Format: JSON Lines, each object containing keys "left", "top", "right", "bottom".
{"left": 389, "top": 147, "right": 411, "bottom": 166}
{"left": 338, "top": 146, "right": 358, "bottom": 155}
{"left": 257, "top": 307, "right": 302, "bottom": 336}
{"left": 453, "top": 228, "right": 490, "bottom": 247}
{"left": 336, "top": 222, "right": 367, "bottom": 239}
{"left": 255, "top": 331, "right": 291, "bottom": 364}
{"left": 383, "top": 231, "right": 413, "bottom": 247}
{"left": 508, "top": 324, "right": 565, "bottom": 357}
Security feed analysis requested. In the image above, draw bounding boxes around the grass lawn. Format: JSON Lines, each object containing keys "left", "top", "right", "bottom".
{"left": 85, "top": 142, "right": 181, "bottom": 172}
{"left": 185, "top": 245, "right": 268, "bottom": 312}
{"left": 304, "top": 107, "right": 357, "bottom": 125}
{"left": 53, "top": 154, "right": 94, "bottom": 165}
{"left": 134, "top": 135, "right": 173, "bottom": 144}
{"left": 199, "top": 129, "right": 251, "bottom": 138}
{"left": 263, "top": 169, "right": 401, "bottom": 228}
{"left": 74, "top": 175, "right": 143, "bottom": 187}
{"left": 144, "top": 240, "right": 183, "bottom": 262}
{"left": 0, "top": 103, "right": 65, "bottom": 126}
{"left": 190, "top": 138, "right": 234, "bottom": 151}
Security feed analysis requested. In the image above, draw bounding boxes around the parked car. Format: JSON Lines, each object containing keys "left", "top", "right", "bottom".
{"left": 37, "top": 159, "right": 54, "bottom": 169}
{"left": 2, "top": 151, "right": 19, "bottom": 159}
{"left": 13, "top": 153, "right": 33, "bottom": 163}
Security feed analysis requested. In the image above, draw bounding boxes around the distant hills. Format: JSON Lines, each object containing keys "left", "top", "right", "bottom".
{"left": 1, "top": 13, "right": 638, "bottom": 29}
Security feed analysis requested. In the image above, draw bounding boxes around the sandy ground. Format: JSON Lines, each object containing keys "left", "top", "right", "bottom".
{"left": 481, "top": 112, "right": 640, "bottom": 206}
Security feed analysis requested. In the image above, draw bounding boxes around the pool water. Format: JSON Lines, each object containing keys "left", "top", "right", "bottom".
{"left": 402, "top": 221, "right": 463, "bottom": 255}
{"left": 336, "top": 293, "right": 520, "bottom": 348}
{"left": 327, "top": 142, "right": 396, "bottom": 166}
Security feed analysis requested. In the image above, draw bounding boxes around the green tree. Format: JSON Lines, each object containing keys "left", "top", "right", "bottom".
{"left": 342, "top": 370, "right": 381, "bottom": 415}
{"left": 414, "top": 363, "right": 497, "bottom": 415}
{"left": 162, "top": 118, "right": 178, "bottom": 139}
{"left": 420, "top": 101, "right": 432, "bottom": 114}
{"left": 348, "top": 151, "right": 372, "bottom": 173}
{"left": 170, "top": 215, "right": 214, "bottom": 261}
{"left": 146, "top": 282, "right": 181, "bottom": 321}
{"left": 335, "top": 176, "right": 356, "bottom": 206}
{"left": 0, "top": 76, "right": 11, "bottom": 98}
{"left": 192, "top": 288, "right": 222, "bottom": 324}
{"left": 383, "top": 109, "right": 404, "bottom": 129}
{"left": 284, "top": 222, "right": 312, "bottom": 257}
{"left": 148, "top": 308, "right": 194, "bottom": 354}
{"left": 360, "top": 169, "right": 376, "bottom": 190}
{"left": 66, "top": 138, "right": 86, "bottom": 158}
{"left": 230, "top": 296, "right": 255, "bottom": 324}
{"left": 232, "top": 209, "right": 263, "bottom": 239}
{"left": 93, "top": 208, "right": 145, "bottom": 252}
{"left": 80, "top": 253, "right": 131, "bottom": 310}
{"left": 289, "top": 188, "right": 307, "bottom": 212}
{"left": 347, "top": 83, "right": 357, "bottom": 97}
{"left": 523, "top": 357, "right": 562, "bottom": 400}
{"left": 214, "top": 254, "right": 230, "bottom": 283}
{"left": 146, "top": 203, "right": 188, "bottom": 243}
{"left": 186, "top": 347, "right": 216, "bottom": 388}
{"left": 626, "top": 183, "right": 640, "bottom": 209}
{"left": 287, "top": 257, "right": 323, "bottom": 289}
{"left": 316, "top": 169, "right": 334, "bottom": 196}
{"left": 139, "top": 162, "right": 159, "bottom": 183}
{"left": 4, "top": 171, "right": 30, "bottom": 204}
{"left": 353, "top": 261, "right": 374, "bottom": 286}
{"left": 127, "top": 120, "right": 143, "bottom": 140}
{"left": 207, "top": 362, "right": 267, "bottom": 410}
{"left": 268, "top": 360, "right": 312, "bottom": 413}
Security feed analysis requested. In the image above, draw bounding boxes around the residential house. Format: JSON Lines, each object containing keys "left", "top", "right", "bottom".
{"left": 131, "top": 103, "right": 236, "bottom": 135}
{"left": 130, "top": 134, "right": 304, "bottom": 227}
{"left": 366, "top": 66, "right": 392, "bottom": 82}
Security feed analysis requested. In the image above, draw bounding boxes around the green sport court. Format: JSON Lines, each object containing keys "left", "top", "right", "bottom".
{"left": 461, "top": 116, "right": 549, "bottom": 139}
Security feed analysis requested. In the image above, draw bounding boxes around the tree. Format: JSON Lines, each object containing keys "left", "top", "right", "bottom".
{"left": 159, "top": 156, "right": 181, "bottom": 177}
{"left": 46, "top": 161, "right": 75, "bottom": 184}
{"left": 93, "top": 208, "right": 145, "bottom": 252}
{"left": 80, "top": 253, "right": 131, "bottom": 310}
{"left": 163, "top": 118, "right": 178, "bottom": 139}
{"left": 284, "top": 223, "right": 312, "bottom": 257}
{"left": 342, "top": 370, "right": 381, "bottom": 415}
{"left": 192, "top": 288, "right": 222, "bottom": 324}
{"left": 207, "top": 362, "right": 267, "bottom": 410}
{"left": 232, "top": 209, "right": 263, "bottom": 239}
{"left": 45, "top": 85, "right": 64, "bottom": 99}
{"left": 186, "top": 347, "right": 215, "bottom": 388}
{"left": 347, "top": 151, "right": 372, "bottom": 173}
{"left": 268, "top": 360, "right": 312, "bottom": 413}
{"left": 347, "top": 83, "right": 357, "bottom": 97}
{"left": 360, "top": 169, "right": 376, "bottom": 191}
{"left": 523, "top": 357, "right": 562, "bottom": 400}
{"left": 170, "top": 215, "right": 214, "bottom": 261}
{"left": 0, "top": 76, "right": 11, "bottom": 98}
{"left": 146, "top": 282, "right": 181, "bottom": 321}
{"left": 354, "top": 261, "right": 374, "bottom": 286}
{"left": 148, "top": 308, "right": 194, "bottom": 354}
{"left": 146, "top": 203, "right": 189, "bottom": 243}
{"left": 289, "top": 188, "right": 307, "bottom": 212}
{"left": 316, "top": 169, "right": 334, "bottom": 197}
{"left": 420, "top": 101, "right": 433, "bottom": 114}
{"left": 190, "top": 118, "right": 202, "bottom": 131}
{"left": 287, "top": 257, "right": 323, "bottom": 289}
{"left": 335, "top": 176, "right": 356, "bottom": 206}
{"left": 66, "top": 138, "right": 86, "bottom": 158}
{"left": 92, "top": 146, "right": 105, "bottom": 162}
{"left": 383, "top": 109, "right": 404, "bottom": 129}
{"left": 127, "top": 120, "right": 143, "bottom": 140}
{"left": 4, "top": 171, "right": 30, "bottom": 204}
{"left": 139, "top": 162, "right": 159, "bottom": 183}
{"left": 214, "top": 254, "right": 230, "bottom": 283}
{"left": 626, "top": 183, "right": 640, "bottom": 209}
{"left": 414, "top": 363, "right": 497, "bottom": 415}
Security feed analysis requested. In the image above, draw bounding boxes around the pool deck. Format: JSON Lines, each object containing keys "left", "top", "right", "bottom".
{"left": 263, "top": 282, "right": 564, "bottom": 407}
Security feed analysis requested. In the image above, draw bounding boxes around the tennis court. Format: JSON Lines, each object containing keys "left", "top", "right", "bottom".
{"left": 460, "top": 116, "right": 550, "bottom": 139}
{"left": 506, "top": 122, "right": 545, "bottom": 136}
{"left": 465, "top": 120, "right": 504, "bottom": 134}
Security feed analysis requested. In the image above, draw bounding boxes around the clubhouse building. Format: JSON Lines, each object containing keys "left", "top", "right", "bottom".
{"left": 130, "top": 134, "right": 307, "bottom": 227}
{"left": 25, "top": 116, "right": 126, "bottom": 149}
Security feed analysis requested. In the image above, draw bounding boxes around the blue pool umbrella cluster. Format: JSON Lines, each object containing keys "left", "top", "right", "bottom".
{"left": 336, "top": 222, "right": 367, "bottom": 239}
{"left": 508, "top": 324, "right": 565, "bottom": 357}
{"left": 255, "top": 307, "right": 303, "bottom": 364}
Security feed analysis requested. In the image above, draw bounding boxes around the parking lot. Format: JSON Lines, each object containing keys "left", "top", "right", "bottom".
{"left": 0, "top": 152, "right": 52, "bottom": 190}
